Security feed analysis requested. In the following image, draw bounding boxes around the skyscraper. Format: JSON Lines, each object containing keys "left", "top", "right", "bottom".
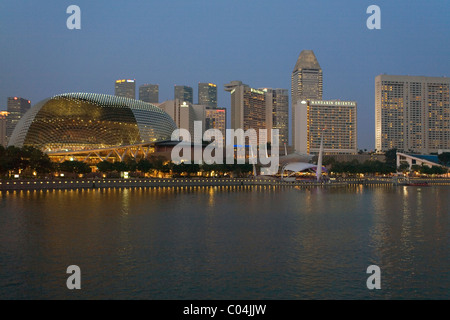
{"left": 225, "top": 81, "right": 272, "bottom": 145}
{"left": 291, "top": 50, "right": 323, "bottom": 148}
{"left": 198, "top": 83, "right": 218, "bottom": 108}
{"left": 205, "top": 107, "right": 226, "bottom": 146}
{"left": 158, "top": 100, "right": 202, "bottom": 142}
{"left": 174, "top": 85, "right": 194, "bottom": 104}
{"left": 375, "top": 75, "right": 450, "bottom": 153}
{"left": 139, "top": 84, "right": 159, "bottom": 104}
{"left": 7, "top": 97, "right": 31, "bottom": 140}
{"left": 115, "top": 79, "right": 136, "bottom": 99}
{"left": 261, "top": 88, "right": 289, "bottom": 146}
{"left": 0, "top": 111, "right": 9, "bottom": 146}
{"left": 294, "top": 100, "right": 357, "bottom": 154}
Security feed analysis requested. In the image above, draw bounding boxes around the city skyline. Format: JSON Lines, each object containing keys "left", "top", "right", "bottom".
{"left": 1, "top": 0, "right": 449, "bottom": 150}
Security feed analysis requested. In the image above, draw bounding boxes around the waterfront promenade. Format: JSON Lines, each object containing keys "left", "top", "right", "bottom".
{"left": 1, "top": 177, "right": 450, "bottom": 191}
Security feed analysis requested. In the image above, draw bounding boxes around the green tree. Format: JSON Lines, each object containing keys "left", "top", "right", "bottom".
{"left": 59, "top": 161, "right": 91, "bottom": 174}
{"left": 23, "top": 146, "right": 54, "bottom": 174}
{"left": 385, "top": 149, "right": 397, "bottom": 168}
{"left": 137, "top": 159, "right": 153, "bottom": 173}
{"left": 97, "top": 161, "right": 115, "bottom": 173}
{"left": 113, "top": 162, "right": 129, "bottom": 172}
{"left": 438, "top": 152, "right": 450, "bottom": 167}
{"left": 398, "top": 161, "right": 410, "bottom": 173}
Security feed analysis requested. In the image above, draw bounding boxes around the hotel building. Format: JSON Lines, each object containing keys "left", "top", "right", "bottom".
{"left": 261, "top": 88, "right": 289, "bottom": 147}
{"left": 375, "top": 75, "right": 450, "bottom": 153}
{"left": 225, "top": 81, "right": 272, "bottom": 145}
{"left": 294, "top": 100, "right": 357, "bottom": 154}
{"left": 205, "top": 107, "right": 226, "bottom": 146}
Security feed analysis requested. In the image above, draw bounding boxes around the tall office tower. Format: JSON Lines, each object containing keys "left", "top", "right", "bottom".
{"left": 0, "top": 111, "right": 10, "bottom": 146}
{"left": 139, "top": 84, "right": 159, "bottom": 103}
{"left": 291, "top": 50, "right": 323, "bottom": 148}
{"left": 205, "top": 107, "right": 227, "bottom": 145}
{"left": 198, "top": 83, "right": 218, "bottom": 108}
{"left": 261, "top": 88, "right": 289, "bottom": 146}
{"left": 158, "top": 100, "right": 204, "bottom": 142}
{"left": 375, "top": 75, "right": 450, "bottom": 154}
{"left": 7, "top": 97, "right": 31, "bottom": 140}
{"left": 294, "top": 100, "right": 357, "bottom": 155}
{"left": 174, "top": 85, "right": 194, "bottom": 104}
{"left": 225, "top": 81, "right": 272, "bottom": 145}
{"left": 115, "top": 79, "right": 136, "bottom": 99}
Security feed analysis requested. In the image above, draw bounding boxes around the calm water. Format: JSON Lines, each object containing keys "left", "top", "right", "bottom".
{"left": 0, "top": 185, "right": 448, "bottom": 300}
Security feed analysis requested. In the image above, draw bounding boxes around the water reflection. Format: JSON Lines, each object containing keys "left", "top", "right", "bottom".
{"left": 0, "top": 186, "right": 448, "bottom": 299}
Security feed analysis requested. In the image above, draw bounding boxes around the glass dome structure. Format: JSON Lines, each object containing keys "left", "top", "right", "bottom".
{"left": 8, "top": 93, "right": 177, "bottom": 152}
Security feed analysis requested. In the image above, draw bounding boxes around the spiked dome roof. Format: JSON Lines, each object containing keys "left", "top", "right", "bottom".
{"left": 293, "top": 50, "right": 322, "bottom": 72}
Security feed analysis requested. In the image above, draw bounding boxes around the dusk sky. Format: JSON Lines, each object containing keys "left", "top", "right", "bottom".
{"left": 1, "top": 0, "right": 449, "bottom": 149}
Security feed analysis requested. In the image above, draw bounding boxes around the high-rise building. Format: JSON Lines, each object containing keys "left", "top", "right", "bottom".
{"left": 174, "top": 85, "right": 194, "bottom": 104}
{"left": 0, "top": 111, "right": 10, "bottom": 146}
{"left": 205, "top": 107, "right": 227, "bottom": 146}
{"left": 158, "top": 100, "right": 203, "bottom": 142}
{"left": 261, "top": 88, "right": 289, "bottom": 147}
{"left": 291, "top": 50, "right": 323, "bottom": 148}
{"left": 198, "top": 83, "right": 218, "bottom": 108}
{"left": 225, "top": 81, "right": 272, "bottom": 145}
{"left": 294, "top": 100, "right": 357, "bottom": 155}
{"left": 375, "top": 75, "right": 450, "bottom": 153}
{"left": 115, "top": 79, "right": 136, "bottom": 99}
{"left": 7, "top": 97, "right": 31, "bottom": 141}
{"left": 139, "top": 84, "right": 159, "bottom": 104}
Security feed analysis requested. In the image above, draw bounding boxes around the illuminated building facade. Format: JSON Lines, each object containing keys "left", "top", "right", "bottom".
{"left": 0, "top": 111, "right": 9, "bottom": 146}
{"left": 198, "top": 83, "right": 218, "bottom": 108}
{"left": 7, "top": 97, "right": 31, "bottom": 141}
{"left": 158, "top": 100, "right": 202, "bottom": 142}
{"left": 115, "top": 79, "right": 136, "bottom": 99}
{"left": 205, "top": 107, "right": 226, "bottom": 145}
{"left": 375, "top": 75, "right": 450, "bottom": 153}
{"left": 261, "top": 88, "right": 289, "bottom": 146}
{"left": 291, "top": 50, "right": 323, "bottom": 148}
{"left": 174, "top": 85, "right": 194, "bottom": 104}
{"left": 225, "top": 81, "right": 272, "bottom": 145}
{"left": 8, "top": 93, "right": 177, "bottom": 155}
{"left": 294, "top": 100, "right": 357, "bottom": 154}
{"left": 139, "top": 84, "right": 159, "bottom": 103}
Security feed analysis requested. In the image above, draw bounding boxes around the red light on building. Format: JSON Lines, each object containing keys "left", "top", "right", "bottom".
{"left": 14, "top": 97, "right": 18, "bottom": 100}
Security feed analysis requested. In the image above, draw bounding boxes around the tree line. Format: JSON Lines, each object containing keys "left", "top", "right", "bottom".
{"left": 1, "top": 146, "right": 448, "bottom": 179}
{"left": 324, "top": 149, "right": 449, "bottom": 175}
{"left": 0, "top": 146, "right": 255, "bottom": 179}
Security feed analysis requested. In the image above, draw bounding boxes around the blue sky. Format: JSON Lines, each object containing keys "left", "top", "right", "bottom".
{"left": 1, "top": 0, "right": 449, "bottom": 149}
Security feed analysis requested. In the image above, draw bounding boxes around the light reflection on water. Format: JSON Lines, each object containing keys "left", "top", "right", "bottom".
{"left": 0, "top": 185, "right": 448, "bottom": 299}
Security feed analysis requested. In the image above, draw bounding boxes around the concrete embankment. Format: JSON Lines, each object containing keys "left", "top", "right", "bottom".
{"left": 1, "top": 178, "right": 449, "bottom": 191}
